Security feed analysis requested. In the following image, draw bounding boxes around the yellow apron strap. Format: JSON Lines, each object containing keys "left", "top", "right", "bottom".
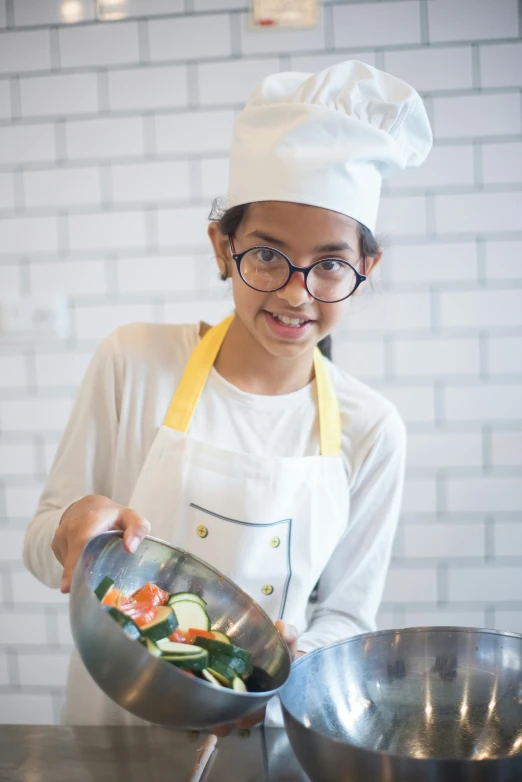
{"left": 313, "top": 347, "right": 342, "bottom": 457}
{"left": 163, "top": 315, "right": 234, "bottom": 433}
{"left": 164, "top": 315, "right": 341, "bottom": 457}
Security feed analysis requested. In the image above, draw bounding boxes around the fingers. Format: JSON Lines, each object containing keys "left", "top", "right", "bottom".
{"left": 60, "top": 527, "right": 102, "bottom": 593}
{"left": 236, "top": 707, "right": 265, "bottom": 729}
{"left": 213, "top": 724, "right": 234, "bottom": 738}
{"left": 54, "top": 497, "right": 151, "bottom": 594}
{"left": 213, "top": 707, "right": 265, "bottom": 737}
{"left": 119, "top": 509, "right": 151, "bottom": 554}
{"left": 275, "top": 620, "right": 299, "bottom": 660}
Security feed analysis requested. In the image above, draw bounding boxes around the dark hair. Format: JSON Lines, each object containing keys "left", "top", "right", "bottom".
{"left": 209, "top": 199, "right": 381, "bottom": 362}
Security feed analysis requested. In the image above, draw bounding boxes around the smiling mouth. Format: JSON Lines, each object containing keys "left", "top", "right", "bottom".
{"left": 266, "top": 311, "right": 313, "bottom": 328}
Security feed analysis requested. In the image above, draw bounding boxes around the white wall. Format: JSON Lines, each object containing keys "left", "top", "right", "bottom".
{"left": 0, "top": 0, "right": 521, "bottom": 724}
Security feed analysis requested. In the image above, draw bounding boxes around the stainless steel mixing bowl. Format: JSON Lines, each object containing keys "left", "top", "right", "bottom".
{"left": 70, "top": 531, "right": 291, "bottom": 729}
{"left": 280, "top": 626, "right": 522, "bottom": 782}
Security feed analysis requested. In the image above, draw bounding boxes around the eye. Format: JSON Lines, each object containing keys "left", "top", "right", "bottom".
{"left": 316, "top": 259, "right": 344, "bottom": 273}
{"left": 254, "top": 248, "right": 279, "bottom": 263}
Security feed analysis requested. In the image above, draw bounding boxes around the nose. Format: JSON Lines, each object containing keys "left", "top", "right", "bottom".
{"left": 276, "top": 269, "right": 312, "bottom": 307}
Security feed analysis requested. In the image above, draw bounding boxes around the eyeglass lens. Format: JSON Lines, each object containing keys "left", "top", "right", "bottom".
{"left": 239, "top": 248, "right": 359, "bottom": 302}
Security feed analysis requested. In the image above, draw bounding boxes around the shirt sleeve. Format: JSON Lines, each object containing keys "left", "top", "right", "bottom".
{"left": 297, "top": 407, "right": 406, "bottom": 653}
{"left": 23, "top": 331, "right": 122, "bottom": 589}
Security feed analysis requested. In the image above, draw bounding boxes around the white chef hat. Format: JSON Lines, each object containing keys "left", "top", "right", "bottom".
{"left": 227, "top": 60, "right": 432, "bottom": 233}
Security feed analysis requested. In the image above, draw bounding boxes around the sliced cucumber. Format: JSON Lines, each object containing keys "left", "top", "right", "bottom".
{"left": 171, "top": 600, "right": 210, "bottom": 632}
{"left": 145, "top": 638, "right": 162, "bottom": 657}
{"left": 140, "top": 606, "right": 178, "bottom": 642}
{"left": 107, "top": 607, "right": 140, "bottom": 640}
{"left": 94, "top": 576, "right": 115, "bottom": 601}
{"left": 167, "top": 592, "right": 207, "bottom": 608}
{"left": 164, "top": 648, "right": 208, "bottom": 671}
{"left": 202, "top": 669, "right": 223, "bottom": 687}
{"left": 232, "top": 676, "right": 247, "bottom": 693}
{"left": 212, "top": 631, "right": 231, "bottom": 644}
{"left": 192, "top": 637, "right": 251, "bottom": 664}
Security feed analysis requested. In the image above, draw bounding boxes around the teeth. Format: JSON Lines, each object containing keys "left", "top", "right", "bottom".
{"left": 272, "top": 313, "right": 307, "bottom": 327}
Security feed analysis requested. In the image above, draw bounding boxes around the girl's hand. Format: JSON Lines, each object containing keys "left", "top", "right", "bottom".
{"left": 213, "top": 620, "right": 303, "bottom": 738}
{"left": 51, "top": 494, "right": 151, "bottom": 593}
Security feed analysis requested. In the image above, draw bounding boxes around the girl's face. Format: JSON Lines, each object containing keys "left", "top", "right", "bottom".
{"left": 209, "top": 201, "right": 381, "bottom": 360}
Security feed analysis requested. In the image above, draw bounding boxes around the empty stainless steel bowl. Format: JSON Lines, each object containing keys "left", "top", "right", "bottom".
{"left": 70, "top": 531, "right": 291, "bottom": 729}
{"left": 280, "top": 626, "right": 522, "bottom": 782}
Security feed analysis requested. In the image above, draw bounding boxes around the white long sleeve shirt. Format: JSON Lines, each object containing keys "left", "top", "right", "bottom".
{"left": 24, "top": 322, "right": 406, "bottom": 652}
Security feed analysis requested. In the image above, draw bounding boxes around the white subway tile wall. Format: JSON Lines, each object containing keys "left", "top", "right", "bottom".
{"left": 0, "top": 0, "right": 520, "bottom": 724}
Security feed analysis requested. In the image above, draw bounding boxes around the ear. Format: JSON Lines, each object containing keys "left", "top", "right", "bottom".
{"left": 208, "top": 222, "right": 230, "bottom": 279}
{"left": 364, "top": 248, "right": 383, "bottom": 276}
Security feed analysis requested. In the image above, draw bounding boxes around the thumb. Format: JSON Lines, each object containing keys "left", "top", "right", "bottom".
{"left": 118, "top": 508, "right": 151, "bottom": 554}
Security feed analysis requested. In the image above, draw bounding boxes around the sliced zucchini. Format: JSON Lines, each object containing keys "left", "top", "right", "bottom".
{"left": 212, "top": 631, "right": 231, "bottom": 644}
{"left": 164, "top": 648, "right": 208, "bottom": 671}
{"left": 140, "top": 606, "right": 178, "bottom": 642}
{"left": 171, "top": 600, "right": 210, "bottom": 632}
{"left": 156, "top": 639, "right": 202, "bottom": 655}
{"left": 232, "top": 676, "right": 247, "bottom": 693}
{"left": 207, "top": 667, "right": 232, "bottom": 687}
{"left": 167, "top": 592, "right": 207, "bottom": 608}
{"left": 94, "top": 576, "right": 115, "bottom": 601}
{"left": 145, "top": 638, "right": 162, "bottom": 657}
{"left": 219, "top": 654, "right": 251, "bottom": 677}
{"left": 207, "top": 658, "right": 236, "bottom": 685}
{"left": 107, "top": 607, "right": 140, "bottom": 640}
{"left": 192, "top": 637, "right": 251, "bottom": 664}
{"left": 202, "top": 669, "right": 223, "bottom": 687}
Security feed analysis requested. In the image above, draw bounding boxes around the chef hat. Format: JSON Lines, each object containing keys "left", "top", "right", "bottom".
{"left": 227, "top": 60, "right": 432, "bottom": 233}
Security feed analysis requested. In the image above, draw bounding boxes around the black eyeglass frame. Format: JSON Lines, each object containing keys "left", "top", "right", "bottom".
{"left": 228, "top": 237, "right": 367, "bottom": 303}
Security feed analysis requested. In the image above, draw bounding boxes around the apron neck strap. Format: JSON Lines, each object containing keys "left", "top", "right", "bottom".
{"left": 164, "top": 316, "right": 341, "bottom": 457}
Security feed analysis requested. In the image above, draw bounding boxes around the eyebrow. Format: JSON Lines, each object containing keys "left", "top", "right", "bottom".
{"left": 246, "top": 230, "right": 354, "bottom": 255}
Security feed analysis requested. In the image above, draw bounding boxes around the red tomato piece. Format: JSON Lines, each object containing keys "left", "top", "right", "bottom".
{"left": 132, "top": 582, "right": 170, "bottom": 606}
{"left": 169, "top": 629, "right": 190, "bottom": 644}
{"left": 121, "top": 601, "right": 157, "bottom": 627}
{"left": 101, "top": 587, "right": 120, "bottom": 607}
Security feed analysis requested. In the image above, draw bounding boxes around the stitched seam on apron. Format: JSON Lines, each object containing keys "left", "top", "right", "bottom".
{"left": 190, "top": 502, "right": 292, "bottom": 622}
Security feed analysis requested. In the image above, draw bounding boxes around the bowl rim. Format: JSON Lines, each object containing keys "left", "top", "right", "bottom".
{"left": 79, "top": 530, "right": 292, "bottom": 699}
{"left": 281, "top": 625, "right": 522, "bottom": 764}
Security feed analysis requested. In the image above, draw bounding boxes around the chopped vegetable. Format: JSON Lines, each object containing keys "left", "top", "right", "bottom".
{"left": 232, "top": 676, "right": 247, "bottom": 692}
{"left": 120, "top": 600, "right": 157, "bottom": 627}
{"left": 170, "top": 600, "right": 210, "bottom": 633}
{"left": 94, "top": 576, "right": 115, "bottom": 601}
{"left": 167, "top": 592, "right": 207, "bottom": 608}
{"left": 94, "top": 578, "right": 255, "bottom": 692}
{"left": 145, "top": 638, "right": 162, "bottom": 657}
{"left": 140, "top": 605, "right": 178, "bottom": 642}
{"left": 163, "top": 646, "right": 209, "bottom": 671}
{"left": 202, "top": 669, "right": 221, "bottom": 687}
{"left": 132, "top": 582, "right": 170, "bottom": 606}
{"left": 169, "top": 628, "right": 191, "bottom": 643}
{"left": 107, "top": 607, "right": 141, "bottom": 641}
{"left": 212, "top": 631, "right": 231, "bottom": 644}
{"left": 192, "top": 636, "right": 252, "bottom": 665}
{"left": 186, "top": 628, "right": 215, "bottom": 643}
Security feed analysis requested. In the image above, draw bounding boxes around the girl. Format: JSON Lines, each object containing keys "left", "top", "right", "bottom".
{"left": 24, "top": 60, "right": 432, "bottom": 728}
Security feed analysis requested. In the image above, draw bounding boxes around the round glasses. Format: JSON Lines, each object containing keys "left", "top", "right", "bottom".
{"left": 229, "top": 238, "right": 366, "bottom": 303}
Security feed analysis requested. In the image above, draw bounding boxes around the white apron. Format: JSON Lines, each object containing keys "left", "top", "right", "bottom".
{"left": 64, "top": 315, "right": 349, "bottom": 727}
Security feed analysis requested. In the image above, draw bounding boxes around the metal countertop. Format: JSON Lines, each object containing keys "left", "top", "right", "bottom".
{"left": 0, "top": 725, "right": 310, "bottom": 782}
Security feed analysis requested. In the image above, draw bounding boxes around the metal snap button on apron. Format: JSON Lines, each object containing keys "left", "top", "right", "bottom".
{"left": 261, "top": 584, "right": 274, "bottom": 595}
{"left": 196, "top": 525, "right": 208, "bottom": 538}
{"left": 270, "top": 536, "right": 280, "bottom": 548}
